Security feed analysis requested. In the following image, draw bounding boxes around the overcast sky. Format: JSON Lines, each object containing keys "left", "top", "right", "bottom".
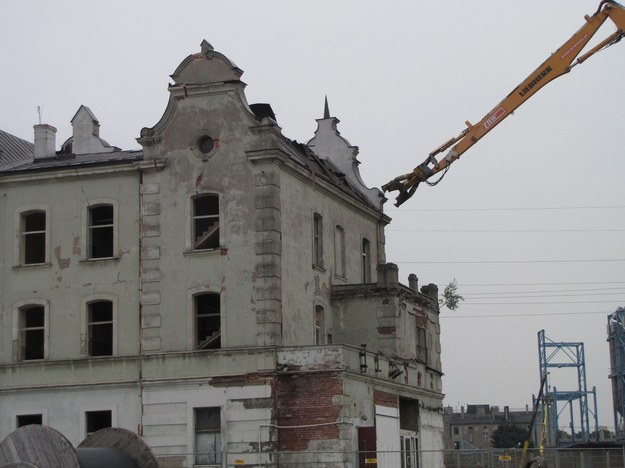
{"left": 2, "top": 0, "right": 625, "bottom": 433}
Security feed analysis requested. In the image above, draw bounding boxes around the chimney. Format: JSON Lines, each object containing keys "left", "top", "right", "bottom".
{"left": 408, "top": 274, "right": 418, "bottom": 292}
{"left": 33, "top": 124, "right": 57, "bottom": 159}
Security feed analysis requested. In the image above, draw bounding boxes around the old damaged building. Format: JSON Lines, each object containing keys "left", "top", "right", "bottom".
{"left": 0, "top": 41, "right": 444, "bottom": 467}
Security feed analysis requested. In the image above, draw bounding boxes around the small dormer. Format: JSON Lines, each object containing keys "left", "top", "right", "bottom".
{"left": 70, "top": 105, "right": 116, "bottom": 155}
{"left": 307, "top": 98, "right": 384, "bottom": 209}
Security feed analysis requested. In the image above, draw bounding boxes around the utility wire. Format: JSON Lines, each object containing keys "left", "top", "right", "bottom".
{"left": 388, "top": 228, "right": 625, "bottom": 233}
{"left": 441, "top": 310, "right": 613, "bottom": 318}
{"left": 461, "top": 286, "right": 625, "bottom": 296}
{"left": 395, "top": 259, "right": 625, "bottom": 264}
{"left": 387, "top": 205, "right": 625, "bottom": 212}
{"left": 458, "top": 281, "right": 625, "bottom": 287}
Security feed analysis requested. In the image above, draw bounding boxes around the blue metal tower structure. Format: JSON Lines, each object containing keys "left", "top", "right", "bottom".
{"left": 607, "top": 307, "right": 625, "bottom": 442}
{"left": 537, "top": 329, "right": 598, "bottom": 447}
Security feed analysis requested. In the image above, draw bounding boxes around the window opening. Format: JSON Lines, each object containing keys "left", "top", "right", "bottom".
{"left": 86, "top": 410, "right": 112, "bottom": 436}
{"left": 195, "top": 407, "right": 222, "bottom": 465}
{"left": 416, "top": 327, "right": 427, "bottom": 363}
{"left": 88, "top": 301, "right": 113, "bottom": 356}
{"left": 89, "top": 205, "right": 114, "bottom": 258}
{"left": 20, "top": 305, "right": 45, "bottom": 360}
{"left": 17, "top": 414, "right": 42, "bottom": 427}
{"left": 334, "top": 225, "right": 345, "bottom": 277}
{"left": 193, "top": 195, "right": 220, "bottom": 250}
{"left": 195, "top": 293, "right": 221, "bottom": 349}
{"left": 315, "top": 305, "right": 325, "bottom": 345}
{"left": 21, "top": 211, "right": 46, "bottom": 264}
{"left": 313, "top": 213, "right": 323, "bottom": 266}
{"left": 361, "top": 238, "right": 371, "bottom": 282}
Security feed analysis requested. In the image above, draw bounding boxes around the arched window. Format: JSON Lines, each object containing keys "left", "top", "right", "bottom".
{"left": 361, "top": 238, "right": 371, "bottom": 282}
{"left": 313, "top": 213, "right": 323, "bottom": 267}
{"left": 21, "top": 210, "right": 46, "bottom": 265}
{"left": 195, "top": 293, "right": 221, "bottom": 349}
{"left": 88, "top": 204, "right": 114, "bottom": 258}
{"left": 19, "top": 304, "right": 45, "bottom": 360}
{"left": 193, "top": 194, "right": 220, "bottom": 250}
{"left": 88, "top": 300, "right": 114, "bottom": 356}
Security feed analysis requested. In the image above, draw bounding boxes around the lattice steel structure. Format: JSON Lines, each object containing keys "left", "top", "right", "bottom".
{"left": 537, "top": 329, "right": 598, "bottom": 447}
{"left": 607, "top": 307, "right": 625, "bottom": 442}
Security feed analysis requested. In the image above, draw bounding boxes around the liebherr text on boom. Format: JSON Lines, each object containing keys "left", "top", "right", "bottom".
{"left": 382, "top": 0, "right": 625, "bottom": 206}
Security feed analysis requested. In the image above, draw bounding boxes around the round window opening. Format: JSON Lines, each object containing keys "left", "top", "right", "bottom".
{"left": 198, "top": 136, "right": 215, "bottom": 154}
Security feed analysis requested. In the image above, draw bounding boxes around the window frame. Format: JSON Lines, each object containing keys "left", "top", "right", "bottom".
{"left": 194, "top": 407, "right": 222, "bottom": 466}
{"left": 193, "top": 291, "right": 222, "bottom": 350}
{"left": 361, "top": 237, "right": 371, "bottom": 283}
{"left": 81, "top": 295, "right": 117, "bottom": 357}
{"left": 16, "top": 206, "right": 49, "bottom": 267}
{"left": 13, "top": 300, "right": 49, "bottom": 362}
{"left": 83, "top": 200, "right": 118, "bottom": 261}
{"left": 312, "top": 213, "right": 323, "bottom": 267}
{"left": 315, "top": 305, "right": 325, "bottom": 345}
{"left": 334, "top": 225, "right": 345, "bottom": 279}
{"left": 416, "top": 327, "right": 427, "bottom": 364}
{"left": 84, "top": 409, "right": 113, "bottom": 437}
{"left": 191, "top": 193, "right": 221, "bottom": 252}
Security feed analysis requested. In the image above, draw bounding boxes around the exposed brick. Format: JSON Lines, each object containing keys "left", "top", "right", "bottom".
{"left": 276, "top": 373, "right": 343, "bottom": 451}
{"left": 374, "top": 390, "right": 398, "bottom": 408}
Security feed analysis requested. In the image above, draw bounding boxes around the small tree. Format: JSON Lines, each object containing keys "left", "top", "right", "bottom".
{"left": 491, "top": 424, "right": 531, "bottom": 448}
{"left": 439, "top": 278, "right": 464, "bottom": 311}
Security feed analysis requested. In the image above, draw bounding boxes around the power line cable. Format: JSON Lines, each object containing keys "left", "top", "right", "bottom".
{"left": 387, "top": 205, "right": 625, "bottom": 212}
{"left": 395, "top": 259, "right": 625, "bottom": 264}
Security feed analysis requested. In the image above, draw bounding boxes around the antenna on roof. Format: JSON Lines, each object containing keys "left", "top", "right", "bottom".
{"left": 37, "top": 105, "right": 42, "bottom": 124}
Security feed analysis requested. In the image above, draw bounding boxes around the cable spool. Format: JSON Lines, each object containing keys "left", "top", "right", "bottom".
{"left": 0, "top": 426, "right": 158, "bottom": 468}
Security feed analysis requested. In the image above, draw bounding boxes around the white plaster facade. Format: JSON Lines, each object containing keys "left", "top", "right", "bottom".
{"left": 0, "top": 40, "right": 444, "bottom": 467}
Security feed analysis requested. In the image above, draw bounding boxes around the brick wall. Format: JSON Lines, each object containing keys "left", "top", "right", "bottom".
{"left": 276, "top": 373, "right": 343, "bottom": 451}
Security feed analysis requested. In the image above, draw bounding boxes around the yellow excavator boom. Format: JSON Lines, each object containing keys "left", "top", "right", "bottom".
{"left": 383, "top": 1, "right": 625, "bottom": 206}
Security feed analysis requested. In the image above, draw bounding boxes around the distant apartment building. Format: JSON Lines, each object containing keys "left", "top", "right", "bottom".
{"left": 0, "top": 41, "right": 445, "bottom": 467}
{"left": 444, "top": 404, "right": 539, "bottom": 450}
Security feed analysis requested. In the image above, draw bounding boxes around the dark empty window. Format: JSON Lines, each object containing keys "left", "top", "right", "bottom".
{"left": 89, "top": 205, "right": 114, "bottom": 258}
{"left": 88, "top": 301, "right": 113, "bottom": 356}
{"left": 86, "top": 410, "right": 112, "bottom": 436}
{"left": 315, "top": 305, "right": 325, "bottom": 345}
{"left": 195, "top": 293, "right": 221, "bottom": 350}
{"left": 193, "top": 195, "right": 220, "bottom": 250}
{"left": 361, "top": 238, "right": 371, "bottom": 282}
{"left": 20, "top": 305, "right": 45, "bottom": 361}
{"left": 17, "top": 414, "right": 42, "bottom": 427}
{"left": 416, "top": 327, "right": 427, "bottom": 363}
{"left": 313, "top": 213, "right": 323, "bottom": 266}
{"left": 21, "top": 211, "right": 46, "bottom": 265}
{"left": 334, "top": 225, "right": 345, "bottom": 278}
{"left": 195, "top": 407, "right": 222, "bottom": 465}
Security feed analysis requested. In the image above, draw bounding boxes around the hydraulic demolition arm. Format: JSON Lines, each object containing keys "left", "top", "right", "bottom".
{"left": 382, "top": 1, "right": 625, "bottom": 206}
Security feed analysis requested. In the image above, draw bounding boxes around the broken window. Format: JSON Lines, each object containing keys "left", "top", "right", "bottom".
{"left": 315, "top": 305, "right": 325, "bottom": 345}
{"left": 416, "top": 327, "right": 427, "bottom": 363}
{"left": 86, "top": 410, "right": 112, "bottom": 436}
{"left": 195, "top": 407, "right": 222, "bottom": 465}
{"left": 193, "top": 194, "right": 220, "bottom": 250}
{"left": 313, "top": 213, "right": 323, "bottom": 267}
{"left": 17, "top": 414, "right": 42, "bottom": 428}
{"left": 21, "top": 211, "right": 46, "bottom": 265}
{"left": 195, "top": 293, "right": 221, "bottom": 350}
{"left": 334, "top": 225, "right": 345, "bottom": 278}
{"left": 88, "top": 301, "right": 113, "bottom": 357}
{"left": 19, "top": 305, "right": 45, "bottom": 361}
{"left": 88, "top": 204, "right": 114, "bottom": 259}
{"left": 361, "top": 238, "right": 371, "bottom": 282}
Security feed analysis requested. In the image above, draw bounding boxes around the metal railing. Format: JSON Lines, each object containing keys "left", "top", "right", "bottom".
{"left": 155, "top": 447, "right": 625, "bottom": 467}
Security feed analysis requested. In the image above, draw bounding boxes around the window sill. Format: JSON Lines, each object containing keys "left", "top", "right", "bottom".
{"left": 312, "top": 263, "right": 326, "bottom": 272}
{"left": 183, "top": 248, "right": 221, "bottom": 257}
{"left": 79, "top": 257, "right": 120, "bottom": 264}
{"left": 12, "top": 262, "right": 52, "bottom": 270}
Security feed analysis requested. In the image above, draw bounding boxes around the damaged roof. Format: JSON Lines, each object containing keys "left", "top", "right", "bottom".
{"left": 0, "top": 129, "right": 34, "bottom": 169}
{"left": 0, "top": 149, "right": 143, "bottom": 174}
